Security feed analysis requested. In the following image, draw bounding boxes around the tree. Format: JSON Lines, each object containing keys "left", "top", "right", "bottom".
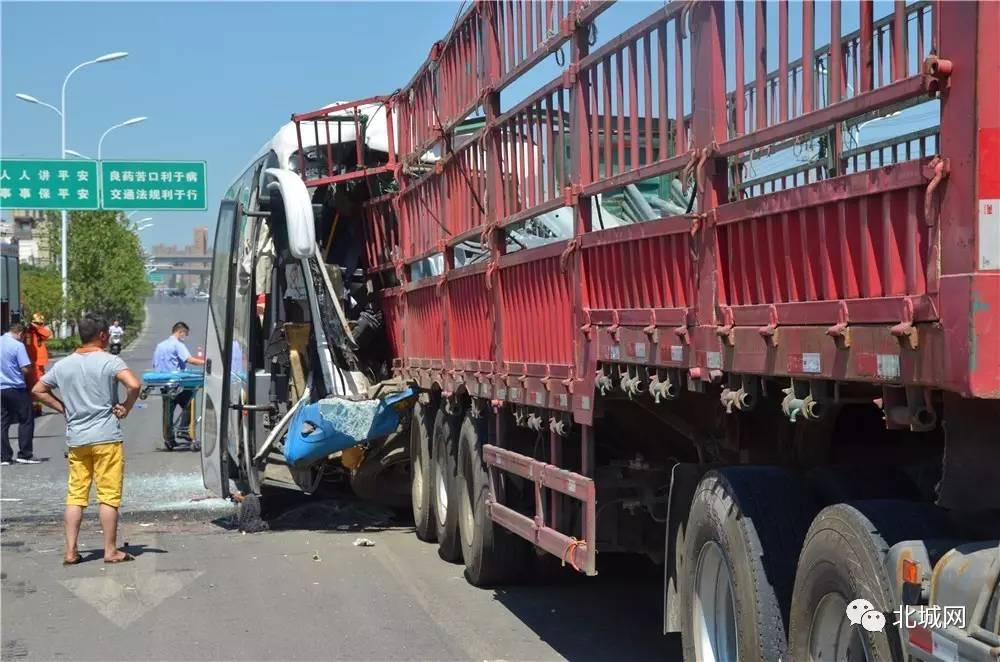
{"left": 47, "top": 210, "right": 152, "bottom": 327}
{"left": 21, "top": 265, "right": 62, "bottom": 323}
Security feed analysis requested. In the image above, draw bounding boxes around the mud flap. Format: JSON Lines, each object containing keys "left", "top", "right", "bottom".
{"left": 663, "top": 462, "right": 713, "bottom": 634}
{"left": 937, "top": 394, "right": 1000, "bottom": 510}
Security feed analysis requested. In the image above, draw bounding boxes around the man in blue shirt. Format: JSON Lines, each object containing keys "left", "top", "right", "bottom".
{"left": 152, "top": 322, "right": 205, "bottom": 449}
{"left": 1, "top": 323, "right": 39, "bottom": 465}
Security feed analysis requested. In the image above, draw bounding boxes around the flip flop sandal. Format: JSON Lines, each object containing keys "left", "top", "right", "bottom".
{"left": 62, "top": 555, "right": 83, "bottom": 566}
{"left": 104, "top": 553, "right": 135, "bottom": 564}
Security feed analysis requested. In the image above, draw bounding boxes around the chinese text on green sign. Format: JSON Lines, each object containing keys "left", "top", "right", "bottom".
{"left": 0, "top": 159, "right": 99, "bottom": 210}
{"left": 101, "top": 161, "right": 206, "bottom": 210}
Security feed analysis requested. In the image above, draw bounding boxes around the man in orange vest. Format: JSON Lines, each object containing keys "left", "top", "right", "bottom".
{"left": 24, "top": 312, "right": 53, "bottom": 415}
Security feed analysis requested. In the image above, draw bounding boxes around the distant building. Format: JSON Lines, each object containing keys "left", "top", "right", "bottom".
{"left": 192, "top": 226, "right": 208, "bottom": 255}
{"left": 150, "top": 226, "right": 211, "bottom": 290}
{"left": 0, "top": 210, "right": 54, "bottom": 267}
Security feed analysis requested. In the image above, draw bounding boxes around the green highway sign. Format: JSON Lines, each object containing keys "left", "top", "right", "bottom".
{"left": 0, "top": 159, "right": 99, "bottom": 210}
{"left": 101, "top": 161, "right": 207, "bottom": 210}
{"left": 147, "top": 271, "right": 164, "bottom": 283}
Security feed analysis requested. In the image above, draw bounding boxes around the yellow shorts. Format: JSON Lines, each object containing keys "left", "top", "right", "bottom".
{"left": 66, "top": 441, "right": 125, "bottom": 508}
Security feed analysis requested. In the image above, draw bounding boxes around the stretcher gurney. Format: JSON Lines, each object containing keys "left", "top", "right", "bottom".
{"left": 139, "top": 370, "right": 204, "bottom": 398}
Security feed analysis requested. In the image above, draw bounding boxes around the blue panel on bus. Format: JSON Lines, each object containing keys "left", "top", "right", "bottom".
{"left": 283, "top": 388, "right": 415, "bottom": 468}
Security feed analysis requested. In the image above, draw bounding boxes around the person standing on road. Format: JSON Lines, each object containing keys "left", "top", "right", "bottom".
{"left": 31, "top": 314, "right": 141, "bottom": 565}
{"left": 24, "top": 312, "right": 53, "bottom": 415}
{"left": 108, "top": 320, "right": 125, "bottom": 355}
{"left": 152, "top": 321, "right": 205, "bottom": 449}
{"left": 1, "top": 322, "right": 39, "bottom": 465}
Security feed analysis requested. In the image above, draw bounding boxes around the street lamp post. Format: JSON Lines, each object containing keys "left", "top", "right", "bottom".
{"left": 97, "top": 117, "right": 147, "bottom": 222}
{"left": 97, "top": 116, "right": 147, "bottom": 160}
{"left": 16, "top": 51, "right": 128, "bottom": 336}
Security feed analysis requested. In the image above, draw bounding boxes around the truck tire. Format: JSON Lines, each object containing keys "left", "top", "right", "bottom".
{"left": 432, "top": 406, "right": 463, "bottom": 562}
{"left": 788, "top": 501, "right": 951, "bottom": 662}
{"left": 457, "top": 413, "right": 527, "bottom": 586}
{"left": 410, "top": 399, "right": 437, "bottom": 542}
{"left": 680, "top": 467, "right": 816, "bottom": 662}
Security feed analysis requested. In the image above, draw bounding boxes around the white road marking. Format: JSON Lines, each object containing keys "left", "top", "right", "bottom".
{"left": 60, "top": 570, "right": 203, "bottom": 628}
{"left": 59, "top": 532, "right": 203, "bottom": 628}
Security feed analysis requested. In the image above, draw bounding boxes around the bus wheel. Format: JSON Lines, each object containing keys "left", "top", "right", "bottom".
{"left": 788, "top": 501, "right": 949, "bottom": 662}
{"left": 432, "top": 406, "right": 463, "bottom": 562}
{"left": 681, "top": 467, "right": 816, "bottom": 662}
{"left": 457, "top": 412, "right": 527, "bottom": 586}
{"left": 410, "top": 399, "right": 437, "bottom": 542}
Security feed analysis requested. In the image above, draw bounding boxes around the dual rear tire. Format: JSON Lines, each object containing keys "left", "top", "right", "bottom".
{"left": 409, "top": 397, "right": 476, "bottom": 564}
{"left": 680, "top": 467, "right": 816, "bottom": 662}
{"left": 432, "top": 407, "right": 463, "bottom": 562}
{"left": 456, "top": 413, "right": 527, "bottom": 586}
{"left": 411, "top": 401, "right": 526, "bottom": 583}
{"left": 410, "top": 399, "right": 437, "bottom": 542}
{"left": 788, "top": 501, "right": 950, "bottom": 662}
{"left": 679, "top": 466, "right": 946, "bottom": 662}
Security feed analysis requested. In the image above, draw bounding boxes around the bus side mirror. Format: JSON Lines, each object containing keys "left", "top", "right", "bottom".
{"left": 264, "top": 168, "right": 315, "bottom": 259}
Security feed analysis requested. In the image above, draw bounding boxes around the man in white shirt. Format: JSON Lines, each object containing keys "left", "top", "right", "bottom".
{"left": 108, "top": 320, "right": 125, "bottom": 355}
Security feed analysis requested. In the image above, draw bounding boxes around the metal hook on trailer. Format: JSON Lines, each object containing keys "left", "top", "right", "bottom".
{"left": 781, "top": 379, "right": 828, "bottom": 423}
{"left": 619, "top": 365, "right": 645, "bottom": 399}
{"left": 595, "top": 367, "right": 614, "bottom": 396}
{"left": 923, "top": 156, "right": 949, "bottom": 227}
{"left": 526, "top": 411, "right": 546, "bottom": 432}
{"left": 720, "top": 375, "right": 758, "bottom": 414}
{"left": 648, "top": 368, "right": 680, "bottom": 403}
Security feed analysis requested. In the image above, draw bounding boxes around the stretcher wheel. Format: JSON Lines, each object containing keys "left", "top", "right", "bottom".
{"left": 139, "top": 388, "right": 149, "bottom": 400}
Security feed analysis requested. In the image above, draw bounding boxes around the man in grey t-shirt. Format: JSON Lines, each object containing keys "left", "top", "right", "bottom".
{"left": 33, "top": 314, "right": 141, "bottom": 565}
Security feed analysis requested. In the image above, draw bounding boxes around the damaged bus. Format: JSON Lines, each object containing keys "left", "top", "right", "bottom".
{"left": 200, "top": 99, "right": 415, "bottom": 508}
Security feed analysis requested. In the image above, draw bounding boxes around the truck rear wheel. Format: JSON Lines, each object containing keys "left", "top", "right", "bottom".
{"left": 432, "top": 406, "right": 463, "bottom": 562}
{"left": 788, "top": 501, "right": 949, "bottom": 662}
{"left": 410, "top": 399, "right": 437, "bottom": 542}
{"left": 457, "top": 413, "right": 527, "bottom": 586}
{"left": 680, "top": 467, "right": 816, "bottom": 662}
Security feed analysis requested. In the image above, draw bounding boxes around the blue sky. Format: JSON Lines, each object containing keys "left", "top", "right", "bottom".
{"left": 2, "top": 1, "right": 935, "bottom": 250}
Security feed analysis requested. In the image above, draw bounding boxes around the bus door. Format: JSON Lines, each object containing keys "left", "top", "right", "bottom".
{"left": 200, "top": 199, "right": 241, "bottom": 497}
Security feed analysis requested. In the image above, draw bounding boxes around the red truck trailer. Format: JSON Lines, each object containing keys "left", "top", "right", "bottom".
{"left": 206, "top": 1, "right": 999, "bottom": 660}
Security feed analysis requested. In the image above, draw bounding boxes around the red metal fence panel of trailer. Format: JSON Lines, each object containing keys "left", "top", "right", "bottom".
{"left": 404, "top": 283, "right": 445, "bottom": 362}
{"left": 448, "top": 268, "right": 493, "bottom": 365}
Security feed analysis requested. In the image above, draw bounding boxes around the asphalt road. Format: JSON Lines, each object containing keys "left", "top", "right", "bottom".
{"left": 1, "top": 299, "right": 680, "bottom": 661}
